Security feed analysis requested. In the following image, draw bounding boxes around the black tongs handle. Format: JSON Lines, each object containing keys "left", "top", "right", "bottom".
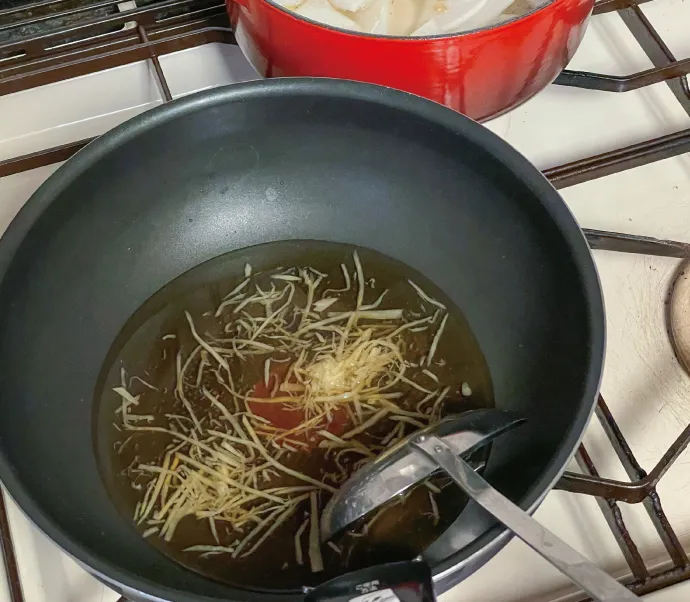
{"left": 305, "top": 560, "right": 435, "bottom": 602}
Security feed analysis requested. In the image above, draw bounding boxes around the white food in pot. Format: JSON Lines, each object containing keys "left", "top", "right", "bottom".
{"left": 295, "top": 0, "right": 364, "bottom": 30}
{"left": 285, "top": 0, "right": 533, "bottom": 36}
{"left": 355, "top": 0, "right": 392, "bottom": 35}
{"left": 389, "top": 0, "right": 422, "bottom": 34}
{"left": 329, "top": 0, "right": 376, "bottom": 13}
{"left": 491, "top": 12, "right": 517, "bottom": 25}
{"left": 355, "top": 0, "right": 420, "bottom": 35}
{"left": 411, "top": 0, "right": 515, "bottom": 35}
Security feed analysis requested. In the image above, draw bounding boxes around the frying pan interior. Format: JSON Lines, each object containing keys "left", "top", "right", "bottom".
{"left": 0, "top": 79, "right": 603, "bottom": 600}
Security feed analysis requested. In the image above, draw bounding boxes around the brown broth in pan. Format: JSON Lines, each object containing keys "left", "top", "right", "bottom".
{"left": 94, "top": 241, "right": 493, "bottom": 590}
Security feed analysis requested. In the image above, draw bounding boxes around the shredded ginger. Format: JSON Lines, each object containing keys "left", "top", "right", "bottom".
{"left": 114, "top": 250, "right": 456, "bottom": 571}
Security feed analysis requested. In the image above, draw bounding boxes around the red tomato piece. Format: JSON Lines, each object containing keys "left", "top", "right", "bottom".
{"left": 247, "top": 363, "right": 348, "bottom": 447}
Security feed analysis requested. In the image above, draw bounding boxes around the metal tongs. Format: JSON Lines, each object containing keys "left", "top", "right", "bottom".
{"left": 321, "top": 409, "right": 640, "bottom": 602}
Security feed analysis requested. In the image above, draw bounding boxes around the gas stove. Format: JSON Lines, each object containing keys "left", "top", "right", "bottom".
{"left": 1, "top": 0, "right": 690, "bottom": 601}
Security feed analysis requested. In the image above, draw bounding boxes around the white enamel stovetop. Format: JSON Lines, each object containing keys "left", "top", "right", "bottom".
{"left": 1, "top": 1, "right": 690, "bottom": 600}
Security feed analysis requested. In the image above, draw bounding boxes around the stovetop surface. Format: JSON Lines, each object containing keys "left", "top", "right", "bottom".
{"left": 1, "top": 0, "right": 690, "bottom": 600}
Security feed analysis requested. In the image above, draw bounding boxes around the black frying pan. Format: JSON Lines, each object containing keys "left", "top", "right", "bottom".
{"left": 0, "top": 78, "right": 604, "bottom": 601}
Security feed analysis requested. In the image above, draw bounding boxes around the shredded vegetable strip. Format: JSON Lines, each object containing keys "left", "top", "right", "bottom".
{"left": 113, "top": 249, "right": 465, "bottom": 567}
{"left": 308, "top": 491, "right": 324, "bottom": 573}
{"left": 295, "top": 518, "right": 309, "bottom": 565}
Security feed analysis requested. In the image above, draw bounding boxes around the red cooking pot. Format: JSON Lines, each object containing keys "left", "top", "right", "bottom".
{"left": 227, "top": 0, "right": 593, "bottom": 120}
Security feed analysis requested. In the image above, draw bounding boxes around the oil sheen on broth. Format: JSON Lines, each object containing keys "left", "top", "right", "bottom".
{"left": 95, "top": 241, "right": 493, "bottom": 590}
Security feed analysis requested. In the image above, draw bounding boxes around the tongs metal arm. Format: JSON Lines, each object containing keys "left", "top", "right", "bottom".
{"left": 583, "top": 229, "right": 690, "bottom": 258}
{"left": 411, "top": 435, "right": 640, "bottom": 602}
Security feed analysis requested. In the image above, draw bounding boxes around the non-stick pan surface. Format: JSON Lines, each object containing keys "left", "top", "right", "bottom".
{"left": 0, "top": 79, "right": 604, "bottom": 601}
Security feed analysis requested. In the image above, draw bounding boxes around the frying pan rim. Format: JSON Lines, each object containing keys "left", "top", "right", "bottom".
{"left": 0, "top": 77, "right": 605, "bottom": 601}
